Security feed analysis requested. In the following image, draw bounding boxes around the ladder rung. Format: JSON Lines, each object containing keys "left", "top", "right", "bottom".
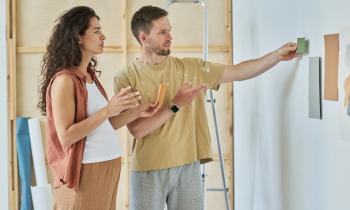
{"left": 206, "top": 188, "right": 228, "bottom": 192}
{"left": 206, "top": 99, "right": 216, "bottom": 103}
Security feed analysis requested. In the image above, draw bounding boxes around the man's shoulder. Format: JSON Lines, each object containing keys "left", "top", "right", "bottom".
{"left": 114, "top": 67, "right": 129, "bottom": 83}
{"left": 115, "top": 62, "right": 138, "bottom": 77}
{"left": 120, "top": 61, "right": 138, "bottom": 72}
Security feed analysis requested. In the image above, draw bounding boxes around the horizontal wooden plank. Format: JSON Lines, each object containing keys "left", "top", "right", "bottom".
{"left": 17, "top": 45, "right": 229, "bottom": 53}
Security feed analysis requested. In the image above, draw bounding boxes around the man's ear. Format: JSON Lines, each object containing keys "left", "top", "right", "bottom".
{"left": 139, "top": 31, "right": 147, "bottom": 44}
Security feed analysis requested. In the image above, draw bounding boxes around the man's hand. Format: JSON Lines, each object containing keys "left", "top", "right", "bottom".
{"left": 172, "top": 83, "right": 208, "bottom": 108}
{"left": 138, "top": 102, "right": 160, "bottom": 118}
{"left": 276, "top": 42, "right": 298, "bottom": 61}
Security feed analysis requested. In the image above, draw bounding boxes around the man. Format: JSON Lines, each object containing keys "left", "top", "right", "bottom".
{"left": 114, "top": 5, "right": 298, "bottom": 210}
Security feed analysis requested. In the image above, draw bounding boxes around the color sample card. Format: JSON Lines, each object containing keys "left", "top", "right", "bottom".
{"left": 343, "top": 75, "right": 350, "bottom": 107}
{"left": 309, "top": 57, "right": 322, "bottom": 119}
{"left": 157, "top": 83, "right": 167, "bottom": 107}
{"left": 348, "top": 96, "right": 350, "bottom": 116}
{"left": 297, "top": 37, "right": 309, "bottom": 54}
{"left": 324, "top": 33, "right": 339, "bottom": 101}
{"left": 337, "top": 31, "right": 350, "bottom": 141}
{"left": 345, "top": 76, "right": 350, "bottom": 117}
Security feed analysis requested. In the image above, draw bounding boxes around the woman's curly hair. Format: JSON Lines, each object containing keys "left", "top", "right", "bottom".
{"left": 37, "top": 6, "right": 100, "bottom": 115}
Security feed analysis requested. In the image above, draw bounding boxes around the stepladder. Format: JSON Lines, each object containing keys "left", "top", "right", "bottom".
{"left": 164, "top": 1, "right": 231, "bottom": 210}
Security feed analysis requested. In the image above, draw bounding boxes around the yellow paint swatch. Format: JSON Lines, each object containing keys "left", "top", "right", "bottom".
{"left": 157, "top": 84, "right": 167, "bottom": 107}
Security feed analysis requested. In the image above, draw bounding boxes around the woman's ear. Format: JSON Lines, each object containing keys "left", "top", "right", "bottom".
{"left": 77, "top": 34, "right": 82, "bottom": 44}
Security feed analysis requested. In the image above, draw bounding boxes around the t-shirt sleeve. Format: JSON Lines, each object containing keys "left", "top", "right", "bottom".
{"left": 197, "top": 58, "right": 225, "bottom": 91}
{"left": 113, "top": 69, "right": 132, "bottom": 95}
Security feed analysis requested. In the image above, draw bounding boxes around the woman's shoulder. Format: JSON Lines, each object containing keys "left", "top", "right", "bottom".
{"left": 51, "top": 69, "right": 78, "bottom": 85}
{"left": 50, "top": 70, "right": 77, "bottom": 91}
{"left": 51, "top": 73, "right": 74, "bottom": 92}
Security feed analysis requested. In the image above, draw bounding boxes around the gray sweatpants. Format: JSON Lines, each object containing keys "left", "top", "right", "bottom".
{"left": 130, "top": 161, "right": 203, "bottom": 210}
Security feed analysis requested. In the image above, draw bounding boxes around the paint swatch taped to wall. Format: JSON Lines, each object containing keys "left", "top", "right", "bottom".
{"left": 309, "top": 57, "right": 322, "bottom": 119}
{"left": 324, "top": 33, "right": 339, "bottom": 101}
{"left": 343, "top": 75, "right": 350, "bottom": 108}
{"left": 348, "top": 96, "right": 350, "bottom": 116}
{"left": 297, "top": 37, "right": 309, "bottom": 54}
{"left": 338, "top": 31, "right": 350, "bottom": 141}
{"left": 344, "top": 75, "right": 350, "bottom": 116}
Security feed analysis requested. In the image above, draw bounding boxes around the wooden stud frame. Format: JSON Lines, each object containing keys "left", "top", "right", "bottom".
{"left": 16, "top": 45, "right": 229, "bottom": 53}
{"left": 121, "top": 0, "right": 129, "bottom": 209}
{"left": 225, "top": 0, "right": 234, "bottom": 208}
{"left": 8, "top": 0, "right": 18, "bottom": 209}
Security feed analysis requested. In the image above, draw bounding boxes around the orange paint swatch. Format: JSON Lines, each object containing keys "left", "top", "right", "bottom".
{"left": 324, "top": 33, "right": 339, "bottom": 101}
{"left": 156, "top": 84, "right": 167, "bottom": 107}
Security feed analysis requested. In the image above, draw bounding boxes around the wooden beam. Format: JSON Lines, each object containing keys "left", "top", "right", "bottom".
{"left": 225, "top": 0, "right": 234, "bottom": 209}
{"left": 121, "top": 1, "right": 129, "bottom": 209}
{"left": 16, "top": 46, "right": 124, "bottom": 53}
{"left": 8, "top": 0, "right": 15, "bottom": 121}
{"left": 16, "top": 45, "right": 229, "bottom": 54}
{"left": 8, "top": 0, "right": 18, "bottom": 209}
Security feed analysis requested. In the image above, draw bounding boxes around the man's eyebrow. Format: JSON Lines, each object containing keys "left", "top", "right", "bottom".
{"left": 159, "top": 27, "right": 172, "bottom": 31}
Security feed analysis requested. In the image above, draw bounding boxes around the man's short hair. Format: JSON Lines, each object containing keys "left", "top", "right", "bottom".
{"left": 131, "top": 5, "right": 168, "bottom": 44}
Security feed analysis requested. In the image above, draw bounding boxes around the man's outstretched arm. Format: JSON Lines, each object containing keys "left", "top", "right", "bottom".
{"left": 220, "top": 42, "right": 298, "bottom": 83}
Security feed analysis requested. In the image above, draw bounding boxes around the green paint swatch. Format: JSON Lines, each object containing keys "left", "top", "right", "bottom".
{"left": 297, "top": 37, "right": 305, "bottom": 54}
{"left": 297, "top": 37, "right": 308, "bottom": 54}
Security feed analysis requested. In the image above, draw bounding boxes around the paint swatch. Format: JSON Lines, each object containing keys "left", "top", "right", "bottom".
{"left": 156, "top": 83, "right": 167, "bottom": 107}
{"left": 348, "top": 96, "right": 350, "bottom": 116}
{"left": 324, "top": 33, "right": 339, "bottom": 101}
{"left": 309, "top": 57, "right": 322, "bottom": 119}
{"left": 297, "top": 37, "right": 309, "bottom": 54}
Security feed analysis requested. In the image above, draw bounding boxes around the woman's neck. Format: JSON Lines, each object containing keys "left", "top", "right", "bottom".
{"left": 77, "top": 53, "right": 93, "bottom": 83}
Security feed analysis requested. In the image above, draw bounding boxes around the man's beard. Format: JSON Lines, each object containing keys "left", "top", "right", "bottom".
{"left": 154, "top": 48, "right": 171, "bottom": 56}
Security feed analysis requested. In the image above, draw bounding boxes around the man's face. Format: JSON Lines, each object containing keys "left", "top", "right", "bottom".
{"left": 143, "top": 16, "right": 172, "bottom": 56}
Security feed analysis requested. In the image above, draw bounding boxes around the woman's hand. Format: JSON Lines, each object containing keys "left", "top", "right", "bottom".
{"left": 106, "top": 86, "right": 140, "bottom": 117}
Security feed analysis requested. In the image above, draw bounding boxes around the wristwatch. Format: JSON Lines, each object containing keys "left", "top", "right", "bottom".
{"left": 169, "top": 104, "right": 180, "bottom": 113}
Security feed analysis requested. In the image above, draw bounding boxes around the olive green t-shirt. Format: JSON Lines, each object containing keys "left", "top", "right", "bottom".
{"left": 114, "top": 56, "right": 225, "bottom": 171}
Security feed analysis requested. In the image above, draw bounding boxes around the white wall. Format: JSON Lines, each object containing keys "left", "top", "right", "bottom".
{"left": 0, "top": 0, "right": 9, "bottom": 209}
{"left": 234, "top": 0, "right": 350, "bottom": 210}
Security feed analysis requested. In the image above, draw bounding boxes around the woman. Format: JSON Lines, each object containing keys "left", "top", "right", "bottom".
{"left": 37, "top": 6, "right": 158, "bottom": 209}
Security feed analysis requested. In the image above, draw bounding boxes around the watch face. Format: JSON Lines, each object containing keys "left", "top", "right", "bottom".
{"left": 171, "top": 104, "right": 179, "bottom": 113}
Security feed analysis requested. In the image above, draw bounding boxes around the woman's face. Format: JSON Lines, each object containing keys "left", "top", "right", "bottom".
{"left": 79, "top": 17, "right": 105, "bottom": 56}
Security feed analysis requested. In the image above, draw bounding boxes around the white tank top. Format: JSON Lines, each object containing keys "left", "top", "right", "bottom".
{"left": 82, "top": 82, "right": 122, "bottom": 163}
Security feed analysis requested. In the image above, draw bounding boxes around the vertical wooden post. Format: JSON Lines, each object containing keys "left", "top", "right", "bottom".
{"left": 121, "top": 0, "right": 130, "bottom": 209}
{"left": 225, "top": 0, "right": 234, "bottom": 209}
{"left": 7, "top": 0, "right": 18, "bottom": 209}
